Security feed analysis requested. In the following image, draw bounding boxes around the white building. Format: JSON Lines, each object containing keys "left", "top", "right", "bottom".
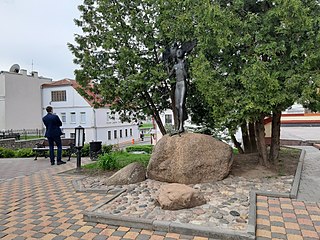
{"left": 41, "top": 79, "right": 139, "bottom": 145}
{"left": 0, "top": 65, "right": 52, "bottom": 130}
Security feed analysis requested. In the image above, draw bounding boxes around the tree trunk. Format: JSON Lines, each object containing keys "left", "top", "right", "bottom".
{"left": 143, "top": 91, "right": 167, "bottom": 136}
{"left": 255, "top": 115, "right": 269, "bottom": 167}
{"left": 269, "top": 110, "right": 281, "bottom": 164}
{"left": 153, "top": 110, "right": 166, "bottom": 136}
{"left": 231, "top": 134, "right": 244, "bottom": 154}
{"left": 248, "top": 122, "right": 257, "bottom": 152}
{"left": 241, "top": 122, "right": 251, "bottom": 153}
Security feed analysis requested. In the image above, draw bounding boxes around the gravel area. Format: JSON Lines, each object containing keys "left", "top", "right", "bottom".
{"left": 80, "top": 174, "right": 293, "bottom": 232}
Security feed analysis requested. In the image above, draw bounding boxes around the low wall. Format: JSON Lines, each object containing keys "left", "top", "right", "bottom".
{"left": 0, "top": 138, "right": 44, "bottom": 150}
{"left": 265, "top": 137, "right": 316, "bottom": 146}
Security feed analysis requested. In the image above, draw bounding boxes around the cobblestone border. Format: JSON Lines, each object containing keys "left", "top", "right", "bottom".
{"left": 81, "top": 147, "right": 305, "bottom": 239}
{"left": 246, "top": 148, "right": 306, "bottom": 237}
{"left": 83, "top": 210, "right": 253, "bottom": 240}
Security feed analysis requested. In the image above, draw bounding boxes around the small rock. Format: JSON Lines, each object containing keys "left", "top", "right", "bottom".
{"left": 236, "top": 218, "right": 247, "bottom": 223}
{"left": 219, "top": 219, "right": 229, "bottom": 224}
{"left": 213, "top": 213, "right": 223, "bottom": 219}
{"left": 230, "top": 211, "right": 240, "bottom": 217}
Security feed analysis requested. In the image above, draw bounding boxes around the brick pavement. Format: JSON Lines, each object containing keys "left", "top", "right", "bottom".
{"left": 0, "top": 157, "right": 212, "bottom": 240}
{"left": 2, "top": 146, "right": 320, "bottom": 239}
{"left": 256, "top": 146, "right": 320, "bottom": 240}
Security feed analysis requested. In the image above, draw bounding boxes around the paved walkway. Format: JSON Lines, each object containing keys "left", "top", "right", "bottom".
{"left": 0, "top": 157, "right": 208, "bottom": 240}
{"left": 1, "top": 144, "right": 320, "bottom": 239}
{"left": 256, "top": 146, "right": 320, "bottom": 240}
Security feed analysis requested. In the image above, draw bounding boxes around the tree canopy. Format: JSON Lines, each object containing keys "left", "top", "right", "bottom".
{"left": 70, "top": 0, "right": 320, "bottom": 164}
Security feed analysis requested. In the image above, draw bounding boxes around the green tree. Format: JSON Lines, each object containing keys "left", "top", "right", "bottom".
{"left": 69, "top": 0, "right": 199, "bottom": 136}
{"left": 192, "top": 0, "right": 320, "bottom": 166}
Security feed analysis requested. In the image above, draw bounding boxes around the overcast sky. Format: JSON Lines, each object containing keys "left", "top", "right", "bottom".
{"left": 0, "top": 0, "right": 82, "bottom": 80}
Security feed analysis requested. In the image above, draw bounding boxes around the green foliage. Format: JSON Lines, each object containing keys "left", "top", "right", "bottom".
{"left": 126, "top": 145, "right": 153, "bottom": 154}
{"left": 86, "top": 151, "right": 150, "bottom": 171}
{"left": 0, "top": 148, "right": 15, "bottom": 158}
{"left": 102, "top": 144, "right": 113, "bottom": 154}
{"left": 14, "top": 148, "right": 35, "bottom": 158}
{"left": 97, "top": 153, "right": 117, "bottom": 171}
{"left": 69, "top": 0, "right": 172, "bottom": 135}
{"left": 81, "top": 143, "right": 90, "bottom": 157}
{"left": 192, "top": 0, "right": 320, "bottom": 132}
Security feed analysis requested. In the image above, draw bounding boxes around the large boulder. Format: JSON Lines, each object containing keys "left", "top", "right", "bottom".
{"left": 105, "top": 162, "right": 146, "bottom": 185}
{"left": 157, "top": 183, "right": 206, "bottom": 210}
{"left": 147, "top": 133, "right": 233, "bottom": 184}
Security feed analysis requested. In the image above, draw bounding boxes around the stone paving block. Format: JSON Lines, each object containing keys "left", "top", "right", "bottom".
{"left": 136, "top": 234, "right": 152, "bottom": 240}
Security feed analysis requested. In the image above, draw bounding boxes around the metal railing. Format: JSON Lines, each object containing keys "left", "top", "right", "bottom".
{"left": 0, "top": 129, "right": 44, "bottom": 140}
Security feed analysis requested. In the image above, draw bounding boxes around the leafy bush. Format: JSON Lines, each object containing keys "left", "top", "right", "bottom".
{"left": 14, "top": 148, "right": 35, "bottom": 158}
{"left": 0, "top": 148, "right": 15, "bottom": 158}
{"left": 102, "top": 144, "right": 113, "bottom": 154}
{"left": 97, "top": 153, "right": 117, "bottom": 170}
{"left": 81, "top": 143, "right": 90, "bottom": 157}
{"left": 86, "top": 151, "right": 151, "bottom": 171}
{"left": 126, "top": 145, "right": 153, "bottom": 154}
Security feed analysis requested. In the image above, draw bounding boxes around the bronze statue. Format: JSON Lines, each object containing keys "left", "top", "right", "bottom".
{"left": 162, "top": 40, "right": 197, "bottom": 134}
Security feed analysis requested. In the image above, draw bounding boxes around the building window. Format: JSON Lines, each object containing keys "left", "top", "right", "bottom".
{"left": 70, "top": 133, "right": 75, "bottom": 139}
{"left": 114, "top": 130, "right": 117, "bottom": 139}
{"left": 125, "top": 129, "right": 128, "bottom": 137}
{"left": 108, "top": 131, "right": 111, "bottom": 140}
{"left": 61, "top": 113, "right": 66, "bottom": 123}
{"left": 130, "top": 128, "right": 132, "bottom": 136}
{"left": 120, "top": 129, "right": 123, "bottom": 138}
{"left": 165, "top": 114, "right": 173, "bottom": 124}
{"left": 51, "top": 90, "right": 66, "bottom": 102}
{"left": 70, "top": 112, "right": 76, "bottom": 123}
{"left": 106, "top": 111, "right": 110, "bottom": 122}
{"left": 80, "top": 112, "right": 86, "bottom": 124}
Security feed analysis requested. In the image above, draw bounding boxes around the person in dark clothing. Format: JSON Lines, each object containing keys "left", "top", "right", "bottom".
{"left": 42, "top": 106, "right": 66, "bottom": 165}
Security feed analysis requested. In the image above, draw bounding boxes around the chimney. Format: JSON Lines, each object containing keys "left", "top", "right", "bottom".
{"left": 31, "top": 71, "right": 38, "bottom": 78}
{"left": 20, "top": 69, "right": 27, "bottom": 75}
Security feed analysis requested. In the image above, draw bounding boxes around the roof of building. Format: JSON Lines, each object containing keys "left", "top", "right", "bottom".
{"left": 42, "top": 78, "right": 107, "bottom": 108}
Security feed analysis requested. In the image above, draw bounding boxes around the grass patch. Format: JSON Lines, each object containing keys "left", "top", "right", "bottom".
{"left": 126, "top": 145, "right": 153, "bottom": 154}
{"left": 83, "top": 151, "right": 150, "bottom": 171}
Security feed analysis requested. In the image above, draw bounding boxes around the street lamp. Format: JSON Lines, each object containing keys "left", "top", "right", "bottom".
{"left": 75, "top": 125, "right": 85, "bottom": 172}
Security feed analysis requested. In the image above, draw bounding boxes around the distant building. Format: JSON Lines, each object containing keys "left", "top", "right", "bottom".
{"left": 41, "top": 79, "right": 139, "bottom": 145}
{"left": 0, "top": 65, "right": 52, "bottom": 130}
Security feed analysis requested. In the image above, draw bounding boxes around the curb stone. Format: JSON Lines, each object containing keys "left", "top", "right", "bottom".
{"left": 82, "top": 148, "right": 306, "bottom": 239}
{"left": 247, "top": 148, "right": 306, "bottom": 237}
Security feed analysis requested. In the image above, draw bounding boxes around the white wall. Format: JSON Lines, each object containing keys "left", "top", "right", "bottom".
{"left": 0, "top": 71, "right": 51, "bottom": 130}
{"left": 0, "top": 74, "right": 5, "bottom": 130}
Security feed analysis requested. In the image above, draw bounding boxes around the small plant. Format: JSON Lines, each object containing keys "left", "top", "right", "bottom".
{"left": 102, "top": 144, "right": 113, "bottom": 154}
{"left": 14, "top": 148, "right": 35, "bottom": 158}
{"left": 0, "top": 148, "right": 15, "bottom": 158}
{"left": 81, "top": 143, "right": 90, "bottom": 157}
{"left": 97, "top": 153, "right": 117, "bottom": 170}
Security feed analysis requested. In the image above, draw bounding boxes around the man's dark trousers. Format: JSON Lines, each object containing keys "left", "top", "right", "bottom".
{"left": 47, "top": 136, "right": 62, "bottom": 164}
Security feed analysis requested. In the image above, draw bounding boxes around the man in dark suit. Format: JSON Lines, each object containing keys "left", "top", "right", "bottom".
{"left": 42, "top": 106, "right": 66, "bottom": 165}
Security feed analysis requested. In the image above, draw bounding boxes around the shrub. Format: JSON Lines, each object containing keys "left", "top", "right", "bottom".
{"left": 97, "top": 153, "right": 117, "bottom": 170}
{"left": 0, "top": 148, "right": 15, "bottom": 158}
{"left": 102, "top": 144, "right": 113, "bottom": 154}
{"left": 81, "top": 143, "right": 90, "bottom": 157}
{"left": 126, "top": 145, "right": 153, "bottom": 154}
{"left": 14, "top": 148, "right": 35, "bottom": 158}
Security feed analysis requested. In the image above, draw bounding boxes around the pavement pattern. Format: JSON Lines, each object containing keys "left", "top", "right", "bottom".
{"left": 256, "top": 146, "right": 320, "bottom": 240}
{"left": 0, "top": 144, "right": 320, "bottom": 239}
{"left": 0, "top": 157, "right": 211, "bottom": 240}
